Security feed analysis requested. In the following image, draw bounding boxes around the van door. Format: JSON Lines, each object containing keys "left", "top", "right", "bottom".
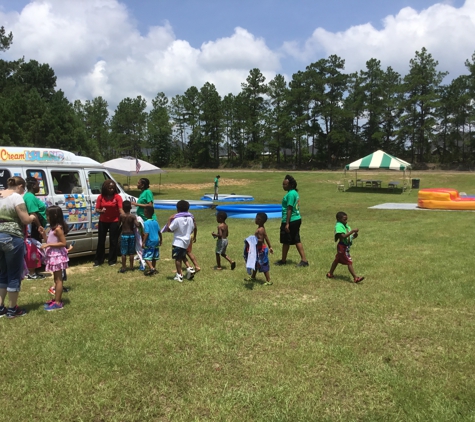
{"left": 49, "top": 168, "right": 93, "bottom": 253}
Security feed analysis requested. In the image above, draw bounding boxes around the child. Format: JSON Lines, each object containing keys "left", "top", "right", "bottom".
{"left": 165, "top": 200, "right": 196, "bottom": 282}
{"left": 326, "top": 211, "right": 364, "bottom": 283}
{"left": 185, "top": 232, "right": 201, "bottom": 273}
{"left": 118, "top": 200, "right": 140, "bottom": 273}
{"left": 212, "top": 211, "right": 236, "bottom": 270}
{"left": 142, "top": 206, "right": 162, "bottom": 276}
{"left": 49, "top": 242, "right": 73, "bottom": 296}
{"left": 39, "top": 205, "right": 69, "bottom": 311}
{"left": 244, "top": 212, "right": 273, "bottom": 285}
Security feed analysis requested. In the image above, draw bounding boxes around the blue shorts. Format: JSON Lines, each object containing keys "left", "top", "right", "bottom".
{"left": 172, "top": 246, "right": 187, "bottom": 260}
{"left": 120, "top": 234, "right": 136, "bottom": 256}
{"left": 143, "top": 245, "right": 159, "bottom": 261}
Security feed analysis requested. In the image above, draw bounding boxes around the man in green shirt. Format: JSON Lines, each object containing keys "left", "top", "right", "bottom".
{"left": 213, "top": 175, "right": 220, "bottom": 200}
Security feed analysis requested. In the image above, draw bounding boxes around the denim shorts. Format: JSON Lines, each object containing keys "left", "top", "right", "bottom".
{"left": 0, "top": 233, "right": 25, "bottom": 292}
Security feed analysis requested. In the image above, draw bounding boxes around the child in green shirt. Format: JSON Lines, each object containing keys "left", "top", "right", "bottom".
{"left": 326, "top": 211, "right": 364, "bottom": 283}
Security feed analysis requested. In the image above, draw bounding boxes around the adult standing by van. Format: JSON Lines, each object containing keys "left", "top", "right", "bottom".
{"left": 0, "top": 176, "right": 39, "bottom": 318}
{"left": 131, "top": 178, "right": 156, "bottom": 220}
{"left": 24, "top": 177, "right": 47, "bottom": 279}
{"left": 276, "top": 174, "right": 309, "bottom": 268}
{"left": 93, "top": 179, "right": 124, "bottom": 267}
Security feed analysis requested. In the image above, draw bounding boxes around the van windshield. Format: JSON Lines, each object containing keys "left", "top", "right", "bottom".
{"left": 88, "top": 171, "right": 115, "bottom": 194}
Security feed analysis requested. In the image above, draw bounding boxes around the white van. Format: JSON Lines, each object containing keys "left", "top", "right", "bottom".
{"left": 0, "top": 146, "right": 136, "bottom": 257}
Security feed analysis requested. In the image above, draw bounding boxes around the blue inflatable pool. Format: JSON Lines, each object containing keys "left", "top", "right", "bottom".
{"left": 216, "top": 204, "right": 281, "bottom": 219}
{"left": 154, "top": 200, "right": 212, "bottom": 210}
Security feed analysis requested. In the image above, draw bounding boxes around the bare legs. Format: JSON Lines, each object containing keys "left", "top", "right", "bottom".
{"left": 281, "top": 243, "right": 307, "bottom": 263}
{"left": 0, "top": 289, "right": 19, "bottom": 308}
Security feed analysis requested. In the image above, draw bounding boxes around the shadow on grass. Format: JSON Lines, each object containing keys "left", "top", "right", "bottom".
{"left": 243, "top": 277, "right": 272, "bottom": 290}
{"left": 331, "top": 274, "right": 365, "bottom": 284}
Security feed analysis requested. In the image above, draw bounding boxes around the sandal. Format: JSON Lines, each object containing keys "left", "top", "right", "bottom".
{"left": 263, "top": 281, "right": 273, "bottom": 286}
{"left": 354, "top": 276, "right": 365, "bottom": 283}
{"left": 326, "top": 273, "right": 335, "bottom": 279}
{"left": 118, "top": 268, "right": 127, "bottom": 274}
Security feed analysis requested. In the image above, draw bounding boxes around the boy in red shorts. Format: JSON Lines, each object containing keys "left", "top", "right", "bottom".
{"left": 326, "top": 211, "right": 364, "bottom": 283}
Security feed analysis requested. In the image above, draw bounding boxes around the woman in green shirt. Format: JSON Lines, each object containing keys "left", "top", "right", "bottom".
{"left": 131, "top": 178, "right": 155, "bottom": 220}
{"left": 276, "top": 174, "right": 309, "bottom": 267}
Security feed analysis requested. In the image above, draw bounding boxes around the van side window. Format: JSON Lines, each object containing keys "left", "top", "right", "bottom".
{"left": 88, "top": 171, "right": 114, "bottom": 194}
{"left": 52, "top": 171, "right": 83, "bottom": 194}
{"left": 0, "top": 169, "right": 11, "bottom": 190}
{"left": 26, "top": 170, "right": 48, "bottom": 195}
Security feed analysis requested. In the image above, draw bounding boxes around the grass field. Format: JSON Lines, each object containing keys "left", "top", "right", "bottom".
{"left": 3, "top": 170, "right": 475, "bottom": 421}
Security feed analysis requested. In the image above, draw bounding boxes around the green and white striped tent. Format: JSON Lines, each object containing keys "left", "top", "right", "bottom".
{"left": 344, "top": 150, "right": 412, "bottom": 184}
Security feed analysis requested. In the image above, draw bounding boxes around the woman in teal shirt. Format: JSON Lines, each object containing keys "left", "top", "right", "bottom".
{"left": 131, "top": 178, "right": 155, "bottom": 220}
{"left": 276, "top": 174, "right": 309, "bottom": 267}
{"left": 23, "top": 177, "right": 47, "bottom": 279}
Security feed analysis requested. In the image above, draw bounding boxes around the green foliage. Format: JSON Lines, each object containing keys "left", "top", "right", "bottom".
{"left": 148, "top": 92, "right": 172, "bottom": 166}
{"left": 0, "top": 26, "right": 13, "bottom": 52}
{"left": 110, "top": 96, "right": 147, "bottom": 157}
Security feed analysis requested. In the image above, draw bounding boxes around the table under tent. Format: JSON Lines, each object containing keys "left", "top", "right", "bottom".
{"left": 342, "top": 150, "right": 412, "bottom": 191}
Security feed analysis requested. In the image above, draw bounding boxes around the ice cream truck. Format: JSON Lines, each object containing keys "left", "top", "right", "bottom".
{"left": 0, "top": 147, "right": 136, "bottom": 257}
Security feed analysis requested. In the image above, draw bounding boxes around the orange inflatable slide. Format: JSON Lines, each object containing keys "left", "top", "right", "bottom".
{"left": 418, "top": 188, "right": 475, "bottom": 210}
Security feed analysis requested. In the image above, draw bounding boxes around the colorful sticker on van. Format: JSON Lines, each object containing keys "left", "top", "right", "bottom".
{"left": 0, "top": 148, "right": 65, "bottom": 162}
{"left": 63, "top": 194, "right": 89, "bottom": 232}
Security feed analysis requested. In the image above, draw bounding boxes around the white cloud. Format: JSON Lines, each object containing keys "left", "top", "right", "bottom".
{"left": 0, "top": 0, "right": 282, "bottom": 109}
{"left": 2, "top": 0, "right": 474, "bottom": 111}
{"left": 283, "top": 0, "right": 475, "bottom": 78}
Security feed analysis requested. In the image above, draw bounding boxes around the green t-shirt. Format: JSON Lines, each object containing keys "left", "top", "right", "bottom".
{"left": 23, "top": 192, "right": 47, "bottom": 226}
{"left": 136, "top": 189, "right": 156, "bottom": 220}
{"left": 214, "top": 177, "right": 219, "bottom": 188}
{"left": 281, "top": 189, "right": 301, "bottom": 223}
{"left": 335, "top": 221, "right": 352, "bottom": 246}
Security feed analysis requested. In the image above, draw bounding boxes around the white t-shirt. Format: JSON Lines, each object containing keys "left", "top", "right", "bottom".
{"left": 0, "top": 192, "right": 25, "bottom": 238}
{"left": 169, "top": 216, "right": 194, "bottom": 249}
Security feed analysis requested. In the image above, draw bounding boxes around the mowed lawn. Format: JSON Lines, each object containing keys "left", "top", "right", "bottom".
{"left": 4, "top": 170, "right": 475, "bottom": 421}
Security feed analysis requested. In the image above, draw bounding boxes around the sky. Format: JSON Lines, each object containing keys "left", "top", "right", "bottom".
{"left": 0, "top": 0, "right": 473, "bottom": 110}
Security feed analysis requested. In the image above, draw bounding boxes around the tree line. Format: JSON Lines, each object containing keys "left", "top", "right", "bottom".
{"left": 2, "top": 27, "right": 475, "bottom": 169}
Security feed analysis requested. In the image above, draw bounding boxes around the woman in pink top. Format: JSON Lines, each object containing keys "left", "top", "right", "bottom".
{"left": 93, "top": 179, "right": 124, "bottom": 267}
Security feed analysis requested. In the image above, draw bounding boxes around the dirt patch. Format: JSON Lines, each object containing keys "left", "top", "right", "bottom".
{"left": 67, "top": 265, "right": 92, "bottom": 275}
{"left": 150, "top": 179, "right": 251, "bottom": 192}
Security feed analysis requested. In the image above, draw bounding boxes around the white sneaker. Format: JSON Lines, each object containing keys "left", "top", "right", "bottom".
{"left": 174, "top": 274, "right": 183, "bottom": 283}
{"left": 186, "top": 267, "right": 195, "bottom": 280}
